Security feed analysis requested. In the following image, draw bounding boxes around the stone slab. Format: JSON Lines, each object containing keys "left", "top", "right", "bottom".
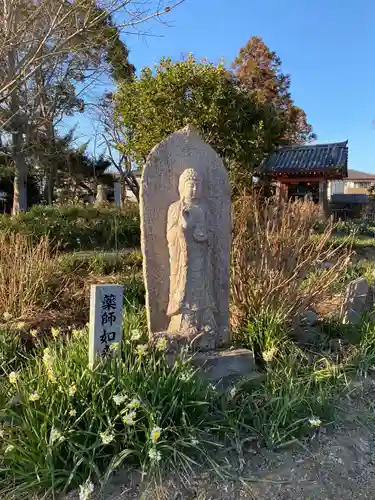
{"left": 152, "top": 328, "right": 231, "bottom": 353}
{"left": 191, "top": 348, "right": 256, "bottom": 384}
{"left": 95, "top": 184, "right": 107, "bottom": 205}
{"left": 341, "top": 277, "right": 373, "bottom": 325}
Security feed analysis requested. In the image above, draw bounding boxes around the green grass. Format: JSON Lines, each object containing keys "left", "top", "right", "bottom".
{"left": 232, "top": 311, "right": 345, "bottom": 448}
{"left": 0, "top": 300, "right": 353, "bottom": 499}
{"left": 0, "top": 326, "right": 25, "bottom": 409}
{"left": 232, "top": 300, "right": 375, "bottom": 449}
{"left": 344, "top": 314, "right": 375, "bottom": 376}
{"left": 0, "top": 306, "right": 235, "bottom": 499}
{"left": 237, "top": 345, "right": 342, "bottom": 448}
{"left": 331, "top": 234, "right": 375, "bottom": 249}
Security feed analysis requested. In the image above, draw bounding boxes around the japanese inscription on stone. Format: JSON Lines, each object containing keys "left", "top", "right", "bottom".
{"left": 89, "top": 284, "right": 123, "bottom": 366}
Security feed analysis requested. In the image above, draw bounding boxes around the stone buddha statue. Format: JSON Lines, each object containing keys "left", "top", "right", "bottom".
{"left": 166, "top": 168, "right": 217, "bottom": 335}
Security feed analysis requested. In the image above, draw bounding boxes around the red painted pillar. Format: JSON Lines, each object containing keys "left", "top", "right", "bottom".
{"left": 319, "top": 179, "right": 329, "bottom": 218}
{"left": 276, "top": 181, "right": 288, "bottom": 202}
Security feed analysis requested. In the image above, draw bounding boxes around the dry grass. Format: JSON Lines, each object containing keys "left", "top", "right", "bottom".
{"left": 0, "top": 232, "right": 144, "bottom": 332}
{"left": 230, "top": 190, "right": 352, "bottom": 332}
{"left": 0, "top": 232, "right": 69, "bottom": 319}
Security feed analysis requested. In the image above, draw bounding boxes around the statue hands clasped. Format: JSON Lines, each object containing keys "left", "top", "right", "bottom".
{"left": 181, "top": 204, "right": 208, "bottom": 242}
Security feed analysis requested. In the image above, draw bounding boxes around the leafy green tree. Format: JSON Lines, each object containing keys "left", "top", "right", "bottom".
{"left": 114, "top": 55, "right": 286, "bottom": 192}
{"left": 232, "top": 36, "right": 316, "bottom": 145}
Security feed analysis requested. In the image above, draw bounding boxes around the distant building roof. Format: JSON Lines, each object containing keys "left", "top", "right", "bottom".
{"left": 112, "top": 169, "right": 142, "bottom": 179}
{"left": 347, "top": 169, "right": 375, "bottom": 179}
{"left": 259, "top": 141, "right": 348, "bottom": 179}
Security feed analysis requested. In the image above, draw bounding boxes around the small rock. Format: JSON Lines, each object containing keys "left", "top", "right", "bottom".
{"left": 341, "top": 278, "right": 373, "bottom": 325}
{"left": 300, "top": 310, "right": 318, "bottom": 327}
{"left": 294, "top": 325, "right": 321, "bottom": 346}
{"left": 321, "top": 262, "right": 334, "bottom": 269}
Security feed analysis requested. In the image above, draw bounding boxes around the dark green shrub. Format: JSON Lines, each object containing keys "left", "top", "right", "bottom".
{"left": 336, "top": 220, "right": 375, "bottom": 238}
{"left": 0, "top": 204, "right": 140, "bottom": 251}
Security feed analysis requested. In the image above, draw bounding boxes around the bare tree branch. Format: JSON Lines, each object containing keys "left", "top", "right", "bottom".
{"left": 0, "top": 0, "right": 187, "bottom": 102}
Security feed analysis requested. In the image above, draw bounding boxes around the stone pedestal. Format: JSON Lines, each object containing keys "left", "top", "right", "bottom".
{"left": 152, "top": 327, "right": 231, "bottom": 353}
{"left": 192, "top": 348, "right": 256, "bottom": 386}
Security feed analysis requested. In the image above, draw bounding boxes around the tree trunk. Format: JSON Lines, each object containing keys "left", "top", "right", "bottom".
{"left": 121, "top": 182, "right": 126, "bottom": 209}
{"left": 12, "top": 146, "right": 28, "bottom": 214}
{"left": 5, "top": 0, "right": 28, "bottom": 214}
{"left": 10, "top": 107, "right": 28, "bottom": 214}
{"left": 119, "top": 173, "right": 126, "bottom": 208}
{"left": 9, "top": 64, "right": 27, "bottom": 214}
{"left": 45, "top": 120, "right": 56, "bottom": 205}
{"left": 46, "top": 169, "right": 54, "bottom": 205}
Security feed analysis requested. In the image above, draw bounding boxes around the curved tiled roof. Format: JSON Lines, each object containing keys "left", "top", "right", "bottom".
{"left": 260, "top": 141, "right": 348, "bottom": 178}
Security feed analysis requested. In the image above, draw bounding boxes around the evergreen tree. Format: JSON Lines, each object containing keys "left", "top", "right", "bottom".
{"left": 232, "top": 36, "right": 316, "bottom": 145}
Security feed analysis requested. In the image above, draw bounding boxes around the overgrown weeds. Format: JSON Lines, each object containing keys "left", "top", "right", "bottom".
{"left": 0, "top": 308, "right": 346, "bottom": 499}
{"left": 344, "top": 314, "right": 375, "bottom": 376}
{"left": 0, "top": 231, "right": 145, "bottom": 333}
{"left": 1, "top": 299, "right": 372, "bottom": 498}
{"left": 57, "top": 249, "right": 142, "bottom": 276}
{"left": 231, "top": 191, "right": 351, "bottom": 333}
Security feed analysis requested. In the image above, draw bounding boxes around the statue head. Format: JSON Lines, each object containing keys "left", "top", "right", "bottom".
{"left": 179, "top": 168, "right": 202, "bottom": 203}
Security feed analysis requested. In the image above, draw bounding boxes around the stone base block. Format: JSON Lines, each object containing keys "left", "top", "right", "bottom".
{"left": 152, "top": 328, "right": 231, "bottom": 353}
{"left": 191, "top": 348, "right": 256, "bottom": 387}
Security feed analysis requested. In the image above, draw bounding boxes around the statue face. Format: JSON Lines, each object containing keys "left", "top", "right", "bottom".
{"left": 182, "top": 179, "right": 201, "bottom": 202}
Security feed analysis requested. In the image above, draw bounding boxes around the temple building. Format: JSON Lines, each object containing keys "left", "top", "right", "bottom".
{"left": 258, "top": 141, "right": 349, "bottom": 217}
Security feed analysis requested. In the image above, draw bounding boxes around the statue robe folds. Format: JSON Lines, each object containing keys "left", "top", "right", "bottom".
{"left": 166, "top": 199, "right": 216, "bottom": 332}
{"left": 140, "top": 125, "right": 231, "bottom": 345}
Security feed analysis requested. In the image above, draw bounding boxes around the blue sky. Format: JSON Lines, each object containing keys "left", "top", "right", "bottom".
{"left": 66, "top": 0, "right": 375, "bottom": 172}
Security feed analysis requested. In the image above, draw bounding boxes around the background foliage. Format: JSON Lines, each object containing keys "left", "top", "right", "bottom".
{"left": 114, "top": 55, "right": 287, "bottom": 193}
{"left": 0, "top": 204, "right": 140, "bottom": 251}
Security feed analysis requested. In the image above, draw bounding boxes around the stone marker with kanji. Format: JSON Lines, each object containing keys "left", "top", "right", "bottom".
{"left": 89, "top": 284, "right": 124, "bottom": 367}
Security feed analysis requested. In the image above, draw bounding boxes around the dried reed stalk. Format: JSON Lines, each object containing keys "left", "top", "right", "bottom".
{"left": 0, "top": 232, "right": 69, "bottom": 318}
{"left": 230, "top": 190, "right": 351, "bottom": 332}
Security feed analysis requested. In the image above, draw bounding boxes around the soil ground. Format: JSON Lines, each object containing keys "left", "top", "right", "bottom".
{"left": 64, "top": 377, "right": 375, "bottom": 500}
